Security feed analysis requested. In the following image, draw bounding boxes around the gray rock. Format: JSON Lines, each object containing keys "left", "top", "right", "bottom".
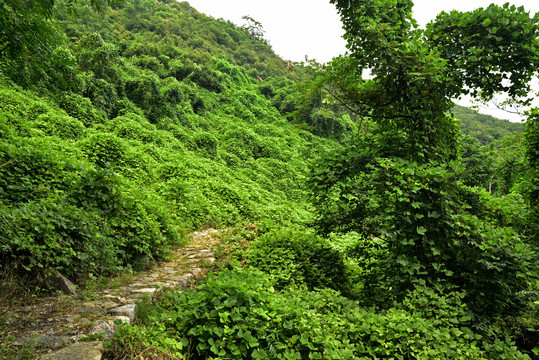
{"left": 168, "top": 276, "right": 190, "bottom": 289}
{"left": 108, "top": 304, "right": 136, "bottom": 322}
{"left": 198, "top": 249, "right": 214, "bottom": 257}
{"left": 111, "top": 316, "right": 131, "bottom": 325}
{"left": 48, "top": 270, "right": 77, "bottom": 296}
{"left": 89, "top": 320, "right": 115, "bottom": 339}
{"left": 15, "top": 334, "right": 74, "bottom": 350}
{"left": 39, "top": 341, "right": 103, "bottom": 360}
{"left": 75, "top": 305, "right": 106, "bottom": 316}
{"left": 190, "top": 268, "right": 203, "bottom": 279}
{"left": 131, "top": 287, "right": 157, "bottom": 294}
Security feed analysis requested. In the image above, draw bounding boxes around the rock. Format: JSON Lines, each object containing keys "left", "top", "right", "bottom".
{"left": 167, "top": 276, "right": 190, "bottom": 289}
{"left": 101, "top": 294, "right": 127, "bottom": 303}
{"left": 112, "top": 316, "right": 131, "bottom": 325}
{"left": 89, "top": 320, "right": 115, "bottom": 339}
{"left": 39, "top": 341, "right": 103, "bottom": 360}
{"left": 99, "top": 301, "right": 120, "bottom": 309}
{"left": 15, "top": 334, "right": 74, "bottom": 350}
{"left": 190, "top": 268, "right": 203, "bottom": 279}
{"left": 131, "top": 287, "right": 158, "bottom": 294}
{"left": 108, "top": 304, "right": 136, "bottom": 322}
{"left": 48, "top": 270, "right": 77, "bottom": 296}
{"left": 75, "top": 305, "right": 106, "bottom": 316}
{"left": 78, "top": 318, "right": 92, "bottom": 327}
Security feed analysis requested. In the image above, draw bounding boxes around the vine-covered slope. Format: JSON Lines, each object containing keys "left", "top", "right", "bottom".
{"left": 0, "top": 0, "right": 325, "bottom": 286}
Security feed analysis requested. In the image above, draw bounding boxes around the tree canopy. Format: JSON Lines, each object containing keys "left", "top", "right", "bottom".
{"left": 307, "top": 0, "right": 539, "bottom": 322}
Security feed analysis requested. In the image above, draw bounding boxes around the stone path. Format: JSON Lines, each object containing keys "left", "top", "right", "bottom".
{"left": 1, "top": 228, "right": 222, "bottom": 360}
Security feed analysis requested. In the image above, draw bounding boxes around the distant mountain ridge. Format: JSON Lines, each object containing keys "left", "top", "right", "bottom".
{"left": 452, "top": 105, "right": 523, "bottom": 145}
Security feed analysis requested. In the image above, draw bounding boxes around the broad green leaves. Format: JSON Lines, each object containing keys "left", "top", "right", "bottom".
{"left": 425, "top": 3, "right": 539, "bottom": 105}
{"left": 314, "top": 0, "right": 538, "bottom": 322}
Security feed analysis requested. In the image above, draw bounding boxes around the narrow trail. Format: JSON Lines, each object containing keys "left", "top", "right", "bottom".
{"left": 1, "top": 228, "right": 222, "bottom": 360}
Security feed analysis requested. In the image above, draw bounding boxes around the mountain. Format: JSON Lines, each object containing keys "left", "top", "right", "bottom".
{"left": 452, "top": 104, "right": 524, "bottom": 145}
{"left": 0, "top": 0, "right": 325, "bottom": 288}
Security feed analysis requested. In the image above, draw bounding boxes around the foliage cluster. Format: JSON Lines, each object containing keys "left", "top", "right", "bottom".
{"left": 453, "top": 105, "right": 524, "bottom": 145}
{"left": 245, "top": 228, "right": 349, "bottom": 293}
{"left": 111, "top": 267, "right": 528, "bottom": 359}
{"left": 0, "top": 0, "right": 318, "bottom": 292}
{"left": 305, "top": 0, "right": 539, "bottom": 353}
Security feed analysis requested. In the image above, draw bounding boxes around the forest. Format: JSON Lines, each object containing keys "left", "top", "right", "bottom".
{"left": 0, "top": 0, "right": 537, "bottom": 358}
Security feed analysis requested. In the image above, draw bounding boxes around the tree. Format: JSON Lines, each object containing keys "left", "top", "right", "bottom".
{"left": 0, "top": 0, "right": 120, "bottom": 85}
{"left": 524, "top": 107, "right": 539, "bottom": 240}
{"left": 0, "top": 0, "right": 62, "bottom": 63}
{"left": 310, "top": 0, "right": 538, "bottom": 321}
{"left": 241, "top": 15, "right": 266, "bottom": 43}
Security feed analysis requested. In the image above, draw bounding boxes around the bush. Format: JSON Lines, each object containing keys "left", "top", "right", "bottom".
{"left": 189, "top": 65, "right": 224, "bottom": 92}
{"left": 0, "top": 196, "right": 120, "bottom": 280}
{"left": 246, "top": 229, "right": 349, "bottom": 293}
{"left": 80, "top": 132, "right": 127, "bottom": 167}
{"left": 112, "top": 268, "right": 528, "bottom": 359}
{"left": 32, "top": 113, "right": 87, "bottom": 140}
{"left": 0, "top": 139, "right": 79, "bottom": 204}
{"left": 193, "top": 132, "right": 218, "bottom": 158}
{"left": 56, "top": 93, "right": 106, "bottom": 126}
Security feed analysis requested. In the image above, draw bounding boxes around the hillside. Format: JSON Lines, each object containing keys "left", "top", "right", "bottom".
{"left": 453, "top": 104, "right": 524, "bottom": 145}
{"left": 0, "top": 0, "right": 326, "bottom": 291}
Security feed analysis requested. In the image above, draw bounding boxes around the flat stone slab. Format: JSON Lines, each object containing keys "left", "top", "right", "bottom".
{"left": 131, "top": 287, "right": 158, "bottom": 294}
{"left": 89, "top": 320, "right": 115, "bottom": 339}
{"left": 108, "top": 304, "right": 136, "bottom": 322}
{"left": 15, "top": 334, "right": 74, "bottom": 350}
{"left": 39, "top": 341, "right": 103, "bottom": 360}
{"left": 112, "top": 316, "right": 131, "bottom": 324}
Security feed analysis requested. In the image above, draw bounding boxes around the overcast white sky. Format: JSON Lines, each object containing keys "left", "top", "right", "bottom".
{"left": 184, "top": 0, "right": 539, "bottom": 122}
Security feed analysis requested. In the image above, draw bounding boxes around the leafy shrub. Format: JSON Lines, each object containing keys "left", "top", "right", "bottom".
{"left": 116, "top": 268, "right": 342, "bottom": 359}
{"left": 32, "top": 113, "right": 87, "bottom": 140}
{"left": 131, "top": 55, "right": 164, "bottom": 73}
{"left": 112, "top": 116, "right": 155, "bottom": 143}
{"left": 47, "top": 46, "right": 83, "bottom": 92}
{"left": 168, "top": 59, "right": 195, "bottom": 81}
{"left": 189, "top": 65, "right": 224, "bottom": 92}
{"left": 124, "top": 75, "right": 169, "bottom": 122}
{"left": 161, "top": 78, "right": 185, "bottom": 105}
{"left": 113, "top": 268, "right": 528, "bottom": 359}
{"left": 246, "top": 229, "right": 349, "bottom": 293}
{"left": 222, "top": 128, "right": 259, "bottom": 160}
{"left": 67, "top": 166, "right": 120, "bottom": 215}
{"left": 84, "top": 77, "right": 120, "bottom": 117}
{"left": 55, "top": 93, "right": 106, "bottom": 126}
{"left": 80, "top": 132, "right": 127, "bottom": 167}
{"left": 193, "top": 132, "right": 218, "bottom": 158}
{"left": 0, "top": 196, "right": 120, "bottom": 280}
{"left": 0, "top": 139, "right": 78, "bottom": 204}
{"left": 110, "top": 196, "right": 172, "bottom": 266}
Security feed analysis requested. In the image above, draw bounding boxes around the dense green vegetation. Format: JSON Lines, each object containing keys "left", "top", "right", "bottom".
{"left": 0, "top": 0, "right": 315, "bottom": 291}
{"left": 0, "top": 0, "right": 537, "bottom": 359}
{"left": 454, "top": 105, "right": 524, "bottom": 145}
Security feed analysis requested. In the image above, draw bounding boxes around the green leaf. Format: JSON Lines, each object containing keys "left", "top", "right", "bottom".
{"left": 416, "top": 226, "right": 427, "bottom": 235}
